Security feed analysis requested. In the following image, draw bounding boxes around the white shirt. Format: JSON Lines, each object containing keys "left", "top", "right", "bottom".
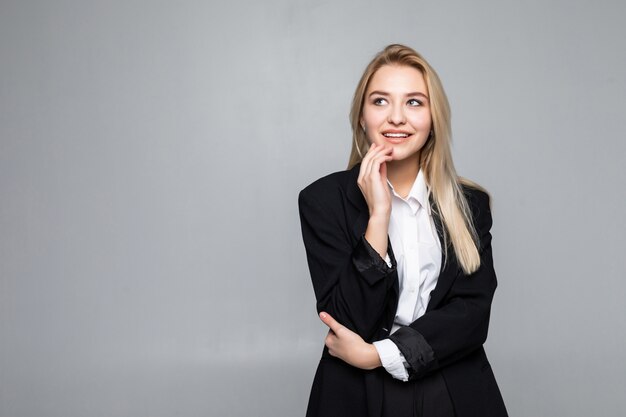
{"left": 372, "top": 168, "right": 442, "bottom": 381}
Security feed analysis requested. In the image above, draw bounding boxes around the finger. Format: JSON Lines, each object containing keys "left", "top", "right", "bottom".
{"left": 362, "top": 143, "right": 388, "bottom": 171}
{"left": 380, "top": 156, "right": 387, "bottom": 180}
{"left": 360, "top": 144, "right": 390, "bottom": 184}
{"left": 360, "top": 142, "right": 376, "bottom": 164}
{"left": 366, "top": 144, "right": 392, "bottom": 168}
{"left": 366, "top": 151, "right": 393, "bottom": 184}
{"left": 370, "top": 147, "right": 393, "bottom": 167}
{"left": 325, "top": 330, "right": 335, "bottom": 346}
{"left": 325, "top": 333, "right": 338, "bottom": 357}
{"left": 319, "top": 311, "right": 343, "bottom": 334}
{"left": 358, "top": 144, "right": 377, "bottom": 183}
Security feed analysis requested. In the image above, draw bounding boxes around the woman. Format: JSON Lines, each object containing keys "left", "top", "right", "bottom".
{"left": 298, "top": 44, "right": 508, "bottom": 417}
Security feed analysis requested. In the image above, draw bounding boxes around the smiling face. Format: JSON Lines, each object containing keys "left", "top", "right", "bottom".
{"left": 360, "top": 64, "right": 432, "bottom": 163}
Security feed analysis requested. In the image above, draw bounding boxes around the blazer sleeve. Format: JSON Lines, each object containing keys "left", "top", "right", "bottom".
{"left": 298, "top": 188, "right": 398, "bottom": 341}
{"left": 388, "top": 189, "right": 498, "bottom": 380}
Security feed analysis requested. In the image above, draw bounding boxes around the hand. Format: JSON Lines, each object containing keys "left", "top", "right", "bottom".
{"left": 319, "top": 311, "right": 382, "bottom": 370}
{"left": 358, "top": 143, "right": 393, "bottom": 218}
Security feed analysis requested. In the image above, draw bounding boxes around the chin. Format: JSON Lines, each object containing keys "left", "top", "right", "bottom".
{"left": 390, "top": 149, "right": 419, "bottom": 162}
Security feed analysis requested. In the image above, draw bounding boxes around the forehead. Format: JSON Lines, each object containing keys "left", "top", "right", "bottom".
{"left": 367, "top": 65, "right": 427, "bottom": 93}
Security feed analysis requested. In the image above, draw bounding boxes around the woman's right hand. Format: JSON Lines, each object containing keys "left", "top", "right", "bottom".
{"left": 357, "top": 143, "right": 393, "bottom": 219}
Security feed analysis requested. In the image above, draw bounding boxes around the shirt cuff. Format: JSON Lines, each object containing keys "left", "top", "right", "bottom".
{"left": 373, "top": 339, "right": 409, "bottom": 382}
{"left": 388, "top": 326, "right": 438, "bottom": 380}
{"left": 352, "top": 233, "right": 396, "bottom": 286}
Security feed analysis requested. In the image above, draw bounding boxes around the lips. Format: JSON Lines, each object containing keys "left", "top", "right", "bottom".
{"left": 382, "top": 131, "right": 412, "bottom": 143}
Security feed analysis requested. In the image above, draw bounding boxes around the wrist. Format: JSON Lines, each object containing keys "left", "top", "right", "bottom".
{"left": 367, "top": 214, "right": 390, "bottom": 233}
{"left": 365, "top": 343, "right": 382, "bottom": 370}
{"left": 368, "top": 212, "right": 390, "bottom": 223}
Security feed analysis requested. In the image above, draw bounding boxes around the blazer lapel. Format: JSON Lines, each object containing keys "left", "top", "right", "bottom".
{"left": 345, "top": 162, "right": 459, "bottom": 311}
{"left": 426, "top": 193, "right": 459, "bottom": 311}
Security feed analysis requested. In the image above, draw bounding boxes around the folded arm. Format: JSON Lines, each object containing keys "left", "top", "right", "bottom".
{"left": 388, "top": 189, "right": 497, "bottom": 380}
{"left": 298, "top": 189, "right": 398, "bottom": 341}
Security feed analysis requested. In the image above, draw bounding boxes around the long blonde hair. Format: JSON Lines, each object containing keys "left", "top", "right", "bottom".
{"left": 348, "top": 44, "right": 489, "bottom": 275}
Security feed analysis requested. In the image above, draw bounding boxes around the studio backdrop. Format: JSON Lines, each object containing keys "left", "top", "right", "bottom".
{"left": 1, "top": 1, "right": 625, "bottom": 416}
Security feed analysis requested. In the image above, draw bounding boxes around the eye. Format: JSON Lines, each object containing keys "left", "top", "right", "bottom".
{"left": 407, "top": 98, "right": 422, "bottom": 106}
{"left": 373, "top": 97, "right": 388, "bottom": 105}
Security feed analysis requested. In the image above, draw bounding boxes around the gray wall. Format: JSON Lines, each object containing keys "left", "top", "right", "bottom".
{"left": 1, "top": 1, "right": 625, "bottom": 416}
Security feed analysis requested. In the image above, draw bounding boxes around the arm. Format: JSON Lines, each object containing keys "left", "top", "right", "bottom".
{"left": 388, "top": 189, "right": 498, "bottom": 380}
{"left": 319, "top": 312, "right": 382, "bottom": 370}
{"left": 298, "top": 189, "right": 397, "bottom": 341}
{"left": 310, "top": 247, "right": 410, "bottom": 378}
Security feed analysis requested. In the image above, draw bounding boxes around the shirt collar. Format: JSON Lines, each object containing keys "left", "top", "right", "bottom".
{"left": 386, "top": 168, "right": 432, "bottom": 215}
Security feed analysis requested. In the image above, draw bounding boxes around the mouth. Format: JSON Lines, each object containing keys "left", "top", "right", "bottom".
{"left": 382, "top": 131, "right": 412, "bottom": 143}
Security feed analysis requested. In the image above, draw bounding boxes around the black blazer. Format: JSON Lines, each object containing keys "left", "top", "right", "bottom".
{"left": 298, "top": 162, "right": 508, "bottom": 417}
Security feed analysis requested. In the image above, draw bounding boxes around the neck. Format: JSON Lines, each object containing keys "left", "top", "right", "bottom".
{"left": 386, "top": 153, "right": 420, "bottom": 197}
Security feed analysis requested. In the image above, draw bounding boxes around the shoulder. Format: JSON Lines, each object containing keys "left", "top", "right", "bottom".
{"left": 459, "top": 182, "right": 493, "bottom": 232}
{"left": 298, "top": 164, "right": 359, "bottom": 208}
{"left": 461, "top": 183, "right": 490, "bottom": 212}
{"left": 457, "top": 175, "right": 491, "bottom": 213}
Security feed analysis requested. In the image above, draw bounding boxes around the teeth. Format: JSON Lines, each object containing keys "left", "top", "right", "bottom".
{"left": 384, "top": 133, "right": 409, "bottom": 138}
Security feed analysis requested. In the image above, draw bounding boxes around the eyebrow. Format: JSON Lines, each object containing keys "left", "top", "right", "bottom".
{"left": 368, "top": 90, "right": 430, "bottom": 99}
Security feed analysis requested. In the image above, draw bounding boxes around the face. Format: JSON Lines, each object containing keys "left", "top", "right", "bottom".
{"left": 360, "top": 64, "right": 432, "bottom": 163}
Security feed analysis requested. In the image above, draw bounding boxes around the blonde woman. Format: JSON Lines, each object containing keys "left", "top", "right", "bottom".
{"left": 298, "top": 44, "right": 508, "bottom": 417}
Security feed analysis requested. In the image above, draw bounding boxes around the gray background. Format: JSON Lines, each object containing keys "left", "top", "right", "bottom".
{"left": 1, "top": 1, "right": 625, "bottom": 416}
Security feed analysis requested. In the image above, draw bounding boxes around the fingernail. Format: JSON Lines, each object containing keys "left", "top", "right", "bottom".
{"left": 320, "top": 312, "right": 326, "bottom": 319}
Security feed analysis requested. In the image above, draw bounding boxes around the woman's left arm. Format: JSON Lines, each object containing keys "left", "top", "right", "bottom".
{"left": 387, "top": 188, "right": 497, "bottom": 379}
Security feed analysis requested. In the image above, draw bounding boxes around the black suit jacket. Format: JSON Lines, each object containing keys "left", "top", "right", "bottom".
{"left": 298, "top": 162, "right": 508, "bottom": 417}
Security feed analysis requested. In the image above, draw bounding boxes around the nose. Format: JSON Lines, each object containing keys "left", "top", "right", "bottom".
{"left": 388, "top": 102, "right": 406, "bottom": 125}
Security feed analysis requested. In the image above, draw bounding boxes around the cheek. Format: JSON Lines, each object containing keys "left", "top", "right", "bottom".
{"left": 410, "top": 112, "right": 432, "bottom": 129}
{"left": 362, "top": 107, "right": 386, "bottom": 127}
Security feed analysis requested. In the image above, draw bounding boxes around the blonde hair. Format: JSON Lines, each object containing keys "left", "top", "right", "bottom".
{"left": 348, "top": 44, "right": 489, "bottom": 275}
